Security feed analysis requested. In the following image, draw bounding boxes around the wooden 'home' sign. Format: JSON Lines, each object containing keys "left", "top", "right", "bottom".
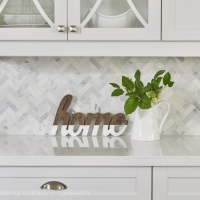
{"left": 51, "top": 95, "right": 128, "bottom": 136}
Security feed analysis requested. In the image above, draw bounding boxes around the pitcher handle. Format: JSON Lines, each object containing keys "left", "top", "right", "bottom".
{"left": 156, "top": 101, "right": 170, "bottom": 133}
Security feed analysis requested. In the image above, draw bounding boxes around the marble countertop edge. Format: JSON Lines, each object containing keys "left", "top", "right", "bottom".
{"left": 0, "top": 156, "right": 200, "bottom": 167}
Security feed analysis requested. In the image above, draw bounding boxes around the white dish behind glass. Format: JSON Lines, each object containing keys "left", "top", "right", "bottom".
{"left": 3, "top": 15, "right": 46, "bottom": 25}
{"left": 4, "top": 15, "right": 42, "bottom": 18}
{"left": 0, "top": 24, "right": 49, "bottom": 28}
{"left": 87, "top": 9, "right": 136, "bottom": 28}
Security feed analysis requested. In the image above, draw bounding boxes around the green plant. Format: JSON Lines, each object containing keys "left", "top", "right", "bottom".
{"left": 110, "top": 70, "right": 174, "bottom": 115}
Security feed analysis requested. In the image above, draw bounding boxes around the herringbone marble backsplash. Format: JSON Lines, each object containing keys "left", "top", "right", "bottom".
{"left": 0, "top": 57, "right": 200, "bottom": 135}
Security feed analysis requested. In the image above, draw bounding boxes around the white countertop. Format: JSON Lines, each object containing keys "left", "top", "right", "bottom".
{"left": 0, "top": 135, "right": 200, "bottom": 167}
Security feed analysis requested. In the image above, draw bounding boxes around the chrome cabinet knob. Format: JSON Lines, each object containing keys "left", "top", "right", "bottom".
{"left": 58, "top": 25, "right": 65, "bottom": 32}
{"left": 41, "top": 181, "right": 67, "bottom": 190}
{"left": 69, "top": 25, "right": 77, "bottom": 32}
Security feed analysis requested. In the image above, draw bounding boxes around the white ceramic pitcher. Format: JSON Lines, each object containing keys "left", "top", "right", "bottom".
{"left": 131, "top": 101, "right": 170, "bottom": 141}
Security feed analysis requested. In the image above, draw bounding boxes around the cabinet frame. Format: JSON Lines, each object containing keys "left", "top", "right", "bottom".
{"left": 154, "top": 167, "right": 200, "bottom": 200}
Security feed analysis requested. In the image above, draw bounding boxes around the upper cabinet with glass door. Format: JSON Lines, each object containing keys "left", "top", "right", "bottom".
{"left": 0, "top": 0, "right": 67, "bottom": 40}
{"left": 68, "top": 0, "right": 161, "bottom": 41}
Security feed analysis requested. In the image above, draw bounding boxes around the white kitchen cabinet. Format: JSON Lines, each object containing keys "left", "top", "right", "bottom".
{"left": 0, "top": 0, "right": 161, "bottom": 41}
{"left": 2, "top": 0, "right": 200, "bottom": 56}
{"left": 162, "top": 0, "right": 200, "bottom": 41}
{"left": 0, "top": 0, "right": 67, "bottom": 40}
{"left": 0, "top": 167, "right": 151, "bottom": 200}
{"left": 154, "top": 167, "right": 200, "bottom": 200}
{"left": 68, "top": 0, "right": 161, "bottom": 41}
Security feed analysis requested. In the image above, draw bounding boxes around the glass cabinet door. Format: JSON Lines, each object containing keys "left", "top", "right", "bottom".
{"left": 68, "top": 0, "right": 161, "bottom": 41}
{"left": 0, "top": 0, "right": 67, "bottom": 40}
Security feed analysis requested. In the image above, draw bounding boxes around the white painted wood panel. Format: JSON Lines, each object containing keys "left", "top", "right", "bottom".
{"left": 0, "top": 167, "right": 137, "bottom": 178}
{"left": 137, "top": 167, "right": 151, "bottom": 200}
{"left": 162, "top": 0, "right": 175, "bottom": 40}
{"left": 148, "top": 0, "right": 161, "bottom": 40}
{"left": 73, "top": 28, "right": 148, "bottom": 41}
{"left": 163, "top": 0, "right": 200, "bottom": 41}
{"left": 154, "top": 167, "right": 200, "bottom": 200}
{"left": 0, "top": 178, "right": 136, "bottom": 200}
{"left": 54, "top": 0, "right": 68, "bottom": 40}
{"left": 169, "top": 178, "right": 200, "bottom": 194}
{"left": 168, "top": 195, "right": 200, "bottom": 200}
{"left": 0, "top": 28, "right": 55, "bottom": 40}
{"left": 153, "top": 167, "right": 168, "bottom": 200}
{"left": 176, "top": 0, "right": 200, "bottom": 29}
{"left": 2, "top": 41, "right": 200, "bottom": 57}
{"left": 168, "top": 167, "right": 200, "bottom": 177}
{"left": 0, "top": 167, "right": 151, "bottom": 200}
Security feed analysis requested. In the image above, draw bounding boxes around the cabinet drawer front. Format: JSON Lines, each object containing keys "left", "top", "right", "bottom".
{"left": 0, "top": 167, "right": 151, "bottom": 200}
{"left": 154, "top": 167, "right": 200, "bottom": 200}
{"left": 0, "top": 178, "right": 136, "bottom": 200}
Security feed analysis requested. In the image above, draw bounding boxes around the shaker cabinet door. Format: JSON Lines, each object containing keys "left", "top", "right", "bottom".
{"left": 0, "top": 0, "right": 67, "bottom": 40}
{"left": 162, "top": 0, "right": 200, "bottom": 41}
{"left": 154, "top": 167, "right": 200, "bottom": 200}
{"left": 68, "top": 0, "right": 161, "bottom": 41}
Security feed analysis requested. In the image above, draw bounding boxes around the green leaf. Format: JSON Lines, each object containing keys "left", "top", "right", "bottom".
{"left": 134, "top": 70, "right": 143, "bottom": 88}
{"left": 134, "top": 70, "right": 141, "bottom": 80}
{"left": 154, "top": 70, "right": 165, "bottom": 79}
{"left": 110, "top": 83, "right": 120, "bottom": 89}
{"left": 124, "top": 96, "right": 139, "bottom": 115}
{"left": 135, "top": 83, "right": 143, "bottom": 93}
{"left": 136, "top": 80, "right": 143, "bottom": 88}
{"left": 122, "top": 76, "right": 134, "bottom": 91}
{"left": 128, "top": 91, "right": 141, "bottom": 96}
{"left": 152, "top": 77, "right": 162, "bottom": 93}
{"left": 139, "top": 95, "right": 152, "bottom": 109}
{"left": 156, "top": 77, "right": 162, "bottom": 85}
{"left": 111, "top": 89, "right": 124, "bottom": 97}
{"left": 144, "top": 83, "right": 152, "bottom": 92}
{"left": 163, "top": 72, "right": 171, "bottom": 86}
{"left": 168, "top": 81, "right": 174, "bottom": 87}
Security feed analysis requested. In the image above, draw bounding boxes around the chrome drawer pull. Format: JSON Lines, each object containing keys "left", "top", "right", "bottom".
{"left": 41, "top": 181, "right": 67, "bottom": 190}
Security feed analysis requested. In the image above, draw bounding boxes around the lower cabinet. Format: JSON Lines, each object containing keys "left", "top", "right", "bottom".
{"left": 3, "top": 166, "right": 200, "bottom": 199}
{"left": 154, "top": 167, "right": 200, "bottom": 200}
{"left": 0, "top": 167, "right": 151, "bottom": 200}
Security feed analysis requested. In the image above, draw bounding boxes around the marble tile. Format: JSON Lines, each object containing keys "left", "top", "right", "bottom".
{"left": 0, "top": 57, "right": 200, "bottom": 135}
